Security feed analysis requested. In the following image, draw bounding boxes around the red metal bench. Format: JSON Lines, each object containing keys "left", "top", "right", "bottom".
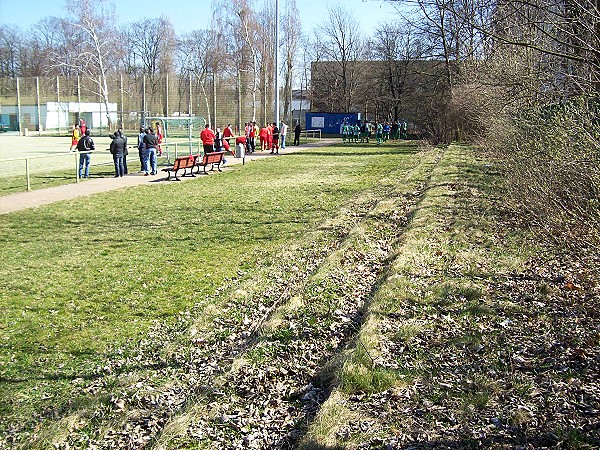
{"left": 196, "top": 151, "right": 226, "bottom": 175}
{"left": 161, "top": 154, "right": 198, "bottom": 181}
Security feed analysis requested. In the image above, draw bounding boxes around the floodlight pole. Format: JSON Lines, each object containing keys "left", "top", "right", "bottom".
{"left": 274, "top": 0, "right": 280, "bottom": 127}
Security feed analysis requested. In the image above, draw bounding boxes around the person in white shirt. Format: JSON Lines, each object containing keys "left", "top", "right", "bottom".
{"left": 280, "top": 121, "right": 288, "bottom": 149}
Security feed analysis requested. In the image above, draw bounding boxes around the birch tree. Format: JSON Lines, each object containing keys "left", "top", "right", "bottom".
{"left": 65, "top": 0, "right": 118, "bottom": 128}
{"left": 281, "top": 0, "right": 302, "bottom": 123}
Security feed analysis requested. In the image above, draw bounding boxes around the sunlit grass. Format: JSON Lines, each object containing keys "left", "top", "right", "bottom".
{"left": 0, "top": 141, "right": 420, "bottom": 439}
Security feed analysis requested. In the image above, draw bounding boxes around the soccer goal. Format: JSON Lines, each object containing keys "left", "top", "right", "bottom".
{"left": 145, "top": 116, "right": 206, "bottom": 163}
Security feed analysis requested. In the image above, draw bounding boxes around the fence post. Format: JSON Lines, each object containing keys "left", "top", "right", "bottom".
{"left": 25, "top": 158, "right": 30, "bottom": 191}
{"left": 188, "top": 73, "right": 192, "bottom": 117}
{"left": 36, "top": 77, "right": 41, "bottom": 135}
{"left": 237, "top": 70, "right": 241, "bottom": 133}
{"left": 142, "top": 75, "right": 146, "bottom": 126}
{"left": 120, "top": 74, "right": 124, "bottom": 128}
{"left": 56, "top": 76, "right": 60, "bottom": 134}
{"left": 16, "top": 77, "right": 22, "bottom": 136}
{"left": 77, "top": 74, "right": 81, "bottom": 124}
{"left": 165, "top": 74, "right": 169, "bottom": 117}
{"left": 75, "top": 152, "right": 80, "bottom": 183}
{"left": 213, "top": 74, "right": 217, "bottom": 129}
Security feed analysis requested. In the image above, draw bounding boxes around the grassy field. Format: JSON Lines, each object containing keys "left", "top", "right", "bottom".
{"left": 0, "top": 135, "right": 190, "bottom": 195}
{"left": 0, "top": 135, "right": 320, "bottom": 195}
{"left": 1, "top": 141, "right": 597, "bottom": 449}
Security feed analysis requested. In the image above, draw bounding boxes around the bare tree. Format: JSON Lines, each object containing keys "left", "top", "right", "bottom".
{"left": 124, "top": 16, "right": 177, "bottom": 116}
{"left": 179, "top": 29, "right": 217, "bottom": 126}
{"left": 212, "top": 0, "right": 261, "bottom": 122}
{"left": 312, "top": 5, "right": 365, "bottom": 113}
{"left": 281, "top": 0, "right": 302, "bottom": 124}
{"left": 0, "top": 25, "right": 25, "bottom": 78}
{"left": 256, "top": 0, "right": 277, "bottom": 124}
{"left": 126, "top": 17, "right": 176, "bottom": 77}
{"left": 371, "top": 20, "right": 424, "bottom": 120}
{"left": 56, "top": 0, "right": 119, "bottom": 128}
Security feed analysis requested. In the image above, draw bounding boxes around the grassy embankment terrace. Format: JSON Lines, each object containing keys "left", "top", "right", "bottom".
{"left": 1, "top": 142, "right": 597, "bottom": 448}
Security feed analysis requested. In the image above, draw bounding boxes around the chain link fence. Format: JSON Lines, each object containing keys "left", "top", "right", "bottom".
{"left": 0, "top": 72, "right": 274, "bottom": 136}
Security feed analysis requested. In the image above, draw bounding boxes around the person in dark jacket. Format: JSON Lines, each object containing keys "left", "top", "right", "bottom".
{"left": 142, "top": 127, "right": 158, "bottom": 175}
{"left": 137, "top": 127, "right": 146, "bottom": 172}
{"left": 293, "top": 121, "right": 302, "bottom": 146}
{"left": 118, "top": 128, "right": 129, "bottom": 174}
{"left": 76, "top": 129, "right": 94, "bottom": 178}
{"left": 110, "top": 131, "right": 127, "bottom": 177}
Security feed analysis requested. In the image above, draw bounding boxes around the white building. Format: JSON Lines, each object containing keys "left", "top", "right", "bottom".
{"left": 0, "top": 101, "right": 117, "bottom": 132}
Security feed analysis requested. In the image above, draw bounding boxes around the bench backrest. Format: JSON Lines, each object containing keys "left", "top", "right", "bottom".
{"left": 173, "top": 155, "right": 196, "bottom": 170}
{"left": 202, "top": 151, "right": 225, "bottom": 165}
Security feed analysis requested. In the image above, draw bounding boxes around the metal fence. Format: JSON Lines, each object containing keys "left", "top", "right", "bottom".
{"left": 0, "top": 72, "right": 277, "bottom": 135}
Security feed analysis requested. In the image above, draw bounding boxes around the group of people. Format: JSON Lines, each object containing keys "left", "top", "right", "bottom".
{"left": 70, "top": 118, "right": 87, "bottom": 152}
{"left": 341, "top": 120, "right": 408, "bottom": 145}
{"left": 71, "top": 120, "right": 166, "bottom": 178}
{"left": 110, "top": 124, "right": 162, "bottom": 177}
{"left": 137, "top": 126, "right": 160, "bottom": 176}
{"left": 200, "top": 120, "right": 303, "bottom": 156}
{"left": 70, "top": 118, "right": 93, "bottom": 178}
{"left": 114, "top": 124, "right": 163, "bottom": 177}
{"left": 256, "top": 122, "right": 284, "bottom": 153}
{"left": 71, "top": 118, "right": 305, "bottom": 179}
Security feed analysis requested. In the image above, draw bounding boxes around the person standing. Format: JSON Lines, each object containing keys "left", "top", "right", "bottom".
{"left": 79, "top": 118, "right": 87, "bottom": 137}
{"left": 137, "top": 127, "right": 146, "bottom": 172}
{"left": 214, "top": 127, "right": 223, "bottom": 152}
{"left": 280, "top": 121, "right": 288, "bottom": 149}
{"left": 76, "top": 129, "right": 94, "bottom": 178}
{"left": 155, "top": 122, "right": 164, "bottom": 156}
{"left": 200, "top": 123, "right": 216, "bottom": 154}
{"left": 270, "top": 122, "right": 280, "bottom": 154}
{"left": 110, "top": 131, "right": 126, "bottom": 177}
{"left": 376, "top": 122, "right": 383, "bottom": 146}
{"left": 70, "top": 123, "right": 80, "bottom": 152}
{"left": 259, "top": 124, "right": 268, "bottom": 151}
{"left": 266, "top": 122, "right": 273, "bottom": 150}
{"left": 250, "top": 121, "right": 257, "bottom": 153}
{"left": 293, "top": 121, "right": 301, "bottom": 146}
{"left": 142, "top": 127, "right": 158, "bottom": 176}
{"left": 223, "top": 123, "right": 234, "bottom": 146}
{"left": 117, "top": 128, "right": 128, "bottom": 174}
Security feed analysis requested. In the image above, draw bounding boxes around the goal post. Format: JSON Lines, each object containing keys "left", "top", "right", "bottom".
{"left": 145, "top": 116, "right": 206, "bottom": 162}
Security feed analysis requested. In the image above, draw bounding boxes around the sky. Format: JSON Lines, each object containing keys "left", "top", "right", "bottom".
{"left": 0, "top": 0, "right": 402, "bottom": 35}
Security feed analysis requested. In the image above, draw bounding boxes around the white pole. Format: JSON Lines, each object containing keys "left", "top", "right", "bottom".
{"left": 274, "top": 0, "right": 280, "bottom": 126}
